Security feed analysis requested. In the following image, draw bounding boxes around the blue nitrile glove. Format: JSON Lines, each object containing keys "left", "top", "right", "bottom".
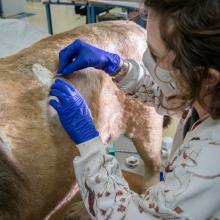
{"left": 57, "top": 39, "right": 121, "bottom": 76}
{"left": 49, "top": 79, "right": 99, "bottom": 145}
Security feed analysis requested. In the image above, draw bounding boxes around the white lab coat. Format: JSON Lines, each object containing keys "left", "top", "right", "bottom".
{"left": 73, "top": 59, "right": 220, "bottom": 220}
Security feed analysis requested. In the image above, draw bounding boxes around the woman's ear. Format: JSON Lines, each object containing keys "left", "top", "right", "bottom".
{"left": 207, "top": 68, "right": 220, "bottom": 88}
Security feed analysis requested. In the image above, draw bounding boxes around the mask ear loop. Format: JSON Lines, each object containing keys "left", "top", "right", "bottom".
{"left": 149, "top": 48, "right": 178, "bottom": 91}
{"left": 156, "top": 66, "right": 177, "bottom": 90}
{"left": 152, "top": 55, "right": 173, "bottom": 84}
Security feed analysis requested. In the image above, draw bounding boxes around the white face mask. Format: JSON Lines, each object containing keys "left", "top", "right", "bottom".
{"left": 143, "top": 49, "right": 180, "bottom": 97}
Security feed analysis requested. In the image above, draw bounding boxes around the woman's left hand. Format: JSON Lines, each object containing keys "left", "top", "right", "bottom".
{"left": 49, "top": 79, "right": 99, "bottom": 145}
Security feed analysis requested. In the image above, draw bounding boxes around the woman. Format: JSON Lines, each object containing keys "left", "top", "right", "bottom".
{"left": 49, "top": 0, "right": 220, "bottom": 219}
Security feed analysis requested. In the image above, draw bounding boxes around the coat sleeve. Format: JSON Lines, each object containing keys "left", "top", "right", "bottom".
{"left": 115, "top": 59, "right": 177, "bottom": 115}
{"left": 73, "top": 137, "right": 220, "bottom": 220}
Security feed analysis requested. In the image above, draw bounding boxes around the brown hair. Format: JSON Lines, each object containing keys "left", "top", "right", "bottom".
{"left": 144, "top": 0, "right": 220, "bottom": 118}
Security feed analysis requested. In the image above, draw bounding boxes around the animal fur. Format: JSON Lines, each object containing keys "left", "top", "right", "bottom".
{"left": 0, "top": 21, "right": 163, "bottom": 220}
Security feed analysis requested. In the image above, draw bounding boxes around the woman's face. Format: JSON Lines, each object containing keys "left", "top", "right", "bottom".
{"left": 146, "top": 9, "right": 220, "bottom": 117}
{"left": 146, "top": 10, "right": 196, "bottom": 96}
{"left": 146, "top": 9, "right": 175, "bottom": 71}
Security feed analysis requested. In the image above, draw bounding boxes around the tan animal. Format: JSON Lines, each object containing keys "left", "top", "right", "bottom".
{"left": 0, "top": 21, "right": 164, "bottom": 220}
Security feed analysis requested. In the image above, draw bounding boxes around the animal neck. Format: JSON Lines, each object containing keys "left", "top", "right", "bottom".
{"left": 122, "top": 98, "right": 163, "bottom": 189}
{"left": 95, "top": 78, "right": 127, "bottom": 143}
{"left": 123, "top": 98, "right": 151, "bottom": 148}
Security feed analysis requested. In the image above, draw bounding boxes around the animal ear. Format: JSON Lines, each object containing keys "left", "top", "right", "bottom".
{"left": 32, "top": 63, "right": 54, "bottom": 85}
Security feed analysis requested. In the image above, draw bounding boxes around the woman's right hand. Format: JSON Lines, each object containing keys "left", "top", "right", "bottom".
{"left": 57, "top": 39, "right": 121, "bottom": 76}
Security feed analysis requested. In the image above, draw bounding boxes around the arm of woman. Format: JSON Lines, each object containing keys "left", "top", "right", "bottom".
{"left": 114, "top": 58, "right": 175, "bottom": 115}
{"left": 74, "top": 137, "right": 220, "bottom": 220}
